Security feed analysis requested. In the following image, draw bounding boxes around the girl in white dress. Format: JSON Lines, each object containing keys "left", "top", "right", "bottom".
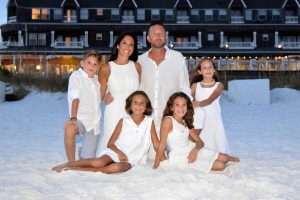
{"left": 98, "top": 32, "right": 140, "bottom": 150}
{"left": 153, "top": 92, "right": 239, "bottom": 172}
{"left": 53, "top": 91, "right": 163, "bottom": 174}
{"left": 191, "top": 58, "right": 229, "bottom": 154}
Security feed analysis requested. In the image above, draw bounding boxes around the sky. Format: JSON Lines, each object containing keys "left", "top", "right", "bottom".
{"left": 0, "top": 0, "right": 7, "bottom": 25}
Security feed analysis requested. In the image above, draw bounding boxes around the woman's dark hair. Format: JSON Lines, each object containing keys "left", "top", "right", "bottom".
{"left": 190, "top": 57, "right": 220, "bottom": 85}
{"left": 109, "top": 32, "right": 138, "bottom": 62}
{"left": 163, "top": 92, "right": 194, "bottom": 129}
{"left": 125, "top": 91, "right": 153, "bottom": 116}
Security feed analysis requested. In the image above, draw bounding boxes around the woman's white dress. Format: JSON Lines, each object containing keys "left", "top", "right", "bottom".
{"left": 166, "top": 116, "right": 218, "bottom": 174}
{"left": 97, "top": 116, "right": 152, "bottom": 166}
{"left": 99, "top": 61, "right": 139, "bottom": 150}
{"left": 195, "top": 82, "right": 229, "bottom": 153}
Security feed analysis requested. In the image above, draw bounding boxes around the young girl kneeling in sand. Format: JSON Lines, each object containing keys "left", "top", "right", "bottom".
{"left": 53, "top": 91, "right": 161, "bottom": 174}
{"left": 153, "top": 92, "right": 239, "bottom": 173}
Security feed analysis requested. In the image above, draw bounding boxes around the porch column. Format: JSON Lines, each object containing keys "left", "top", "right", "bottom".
{"left": 51, "top": 31, "right": 55, "bottom": 47}
{"left": 198, "top": 31, "right": 202, "bottom": 48}
{"left": 109, "top": 31, "right": 114, "bottom": 47}
{"left": 253, "top": 31, "right": 257, "bottom": 48}
{"left": 143, "top": 31, "right": 147, "bottom": 47}
{"left": 18, "top": 30, "right": 22, "bottom": 46}
{"left": 220, "top": 31, "right": 224, "bottom": 48}
{"left": 46, "top": 57, "right": 49, "bottom": 77}
{"left": 274, "top": 31, "right": 279, "bottom": 48}
{"left": 84, "top": 31, "right": 89, "bottom": 47}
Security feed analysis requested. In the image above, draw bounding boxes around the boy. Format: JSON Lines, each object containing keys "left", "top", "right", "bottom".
{"left": 64, "top": 50, "right": 101, "bottom": 162}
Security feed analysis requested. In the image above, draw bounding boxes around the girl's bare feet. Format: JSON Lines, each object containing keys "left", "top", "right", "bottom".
{"left": 229, "top": 156, "right": 240, "bottom": 162}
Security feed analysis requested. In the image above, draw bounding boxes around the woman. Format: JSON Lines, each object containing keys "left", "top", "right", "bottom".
{"left": 98, "top": 32, "right": 141, "bottom": 150}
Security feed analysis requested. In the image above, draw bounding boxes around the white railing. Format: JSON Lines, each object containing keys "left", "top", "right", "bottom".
{"left": 122, "top": 15, "right": 135, "bottom": 23}
{"left": 281, "top": 41, "right": 300, "bottom": 49}
{"left": 176, "top": 16, "right": 190, "bottom": 23}
{"left": 169, "top": 42, "right": 199, "bottom": 49}
{"left": 230, "top": 16, "right": 244, "bottom": 23}
{"left": 285, "top": 16, "right": 298, "bottom": 23}
{"left": 8, "top": 16, "right": 17, "bottom": 23}
{"left": 64, "top": 16, "right": 77, "bottom": 22}
{"left": 225, "top": 42, "right": 255, "bottom": 49}
{"left": 52, "top": 41, "right": 84, "bottom": 48}
{"left": 0, "top": 41, "right": 23, "bottom": 47}
{"left": 192, "top": 59, "right": 300, "bottom": 71}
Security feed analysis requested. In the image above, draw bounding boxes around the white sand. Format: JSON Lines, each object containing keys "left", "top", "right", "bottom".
{"left": 0, "top": 88, "right": 299, "bottom": 199}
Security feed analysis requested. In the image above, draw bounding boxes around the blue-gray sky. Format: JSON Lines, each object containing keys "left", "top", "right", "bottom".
{"left": 0, "top": 0, "right": 7, "bottom": 25}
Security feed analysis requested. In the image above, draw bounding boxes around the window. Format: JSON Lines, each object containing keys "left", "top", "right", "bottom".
{"left": 151, "top": 9, "right": 160, "bottom": 20}
{"left": 80, "top": 9, "right": 89, "bottom": 20}
{"left": 262, "top": 34, "right": 269, "bottom": 42}
{"left": 111, "top": 9, "right": 119, "bottom": 20}
{"left": 191, "top": 9, "right": 199, "bottom": 16}
{"left": 38, "top": 33, "right": 46, "bottom": 45}
{"left": 29, "top": 33, "right": 37, "bottom": 45}
{"left": 53, "top": 9, "right": 62, "bottom": 20}
{"left": 205, "top": 10, "right": 213, "bottom": 21}
{"left": 165, "top": 9, "right": 173, "bottom": 20}
{"left": 258, "top": 10, "right": 266, "bottom": 20}
{"left": 137, "top": 9, "right": 145, "bottom": 20}
{"left": 207, "top": 34, "right": 214, "bottom": 41}
{"left": 219, "top": 9, "right": 227, "bottom": 21}
{"left": 245, "top": 10, "right": 252, "bottom": 20}
{"left": 32, "top": 8, "right": 40, "bottom": 20}
{"left": 41, "top": 9, "right": 49, "bottom": 20}
{"left": 96, "top": 33, "right": 103, "bottom": 40}
{"left": 272, "top": 9, "right": 280, "bottom": 21}
{"left": 97, "top": 8, "right": 103, "bottom": 16}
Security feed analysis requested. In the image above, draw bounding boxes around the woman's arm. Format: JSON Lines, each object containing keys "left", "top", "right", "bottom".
{"left": 135, "top": 62, "right": 142, "bottom": 83}
{"left": 153, "top": 117, "right": 172, "bottom": 169}
{"left": 195, "top": 83, "right": 224, "bottom": 107}
{"left": 98, "top": 63, "right": 110, "bottom": 99}
{"left": 107, "top": 119, "right": 128, "bottom": 162}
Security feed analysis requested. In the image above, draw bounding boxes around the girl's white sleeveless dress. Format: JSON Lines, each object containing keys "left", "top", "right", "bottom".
{"left": 195, "top": 82, "right": 229, "bottom": 153}
{"left": 166, "top": 116, "right": 218, "bottom": 174}
{"left": 97, "top": 116, "right": 152, "bottom": 166}
{"left": 99, "top": 61, "right": 139, "bottom": 150}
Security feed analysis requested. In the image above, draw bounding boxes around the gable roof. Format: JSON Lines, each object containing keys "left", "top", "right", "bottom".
{"left": 228, "top": 0, "right": 247, "bottom": 8}
{"left": 282, "top": 0, "right": 300, "bottom": 8}
{"left": 61, "top": 0, "right": 80, "bottom": 7}
{"left": 119, "top": 0, "right": 137, "bottom": 8}
{"left": 174, "top": 0, "right": 192, "bottom": 8}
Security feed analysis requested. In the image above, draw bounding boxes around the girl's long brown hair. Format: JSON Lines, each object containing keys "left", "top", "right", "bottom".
{"left": 190, "top": 57, "right": 220, "bottom": 85}
{"left": 125, "top": 90, "right": 153, "bottom": 116}
{"left": 163, "top": 92, "right": 194, "bottom": 129}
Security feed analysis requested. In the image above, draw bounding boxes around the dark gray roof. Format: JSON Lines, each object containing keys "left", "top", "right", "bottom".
{"left": 10, "top": 0, "right": 290, "bottom": 9}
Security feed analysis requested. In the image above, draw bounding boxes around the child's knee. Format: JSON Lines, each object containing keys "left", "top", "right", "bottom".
{"left": 218, "top": 153, "right": 229, "bottom": 163}
{"left": 65, "top": 126, "right": 77, "bottom": 137}
{"left": 212, "top": 161, "right": 226, "bottom": 171}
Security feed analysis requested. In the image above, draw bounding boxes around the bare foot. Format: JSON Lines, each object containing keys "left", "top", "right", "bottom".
{"left": 52, "top": 164, "right": 68, "bottom": 172}
{"left": 229, "top": 156, "right": 240, "bottom": 162}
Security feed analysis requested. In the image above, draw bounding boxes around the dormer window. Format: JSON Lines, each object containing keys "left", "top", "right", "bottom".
{"left": 151, "top": 9, "right": 160, "bottom": 20}
{"left": 245, "top": 10, "right": 252, "bottom": 20}
{"left": 137, "top": 9, "right": 145, "bottom": 20}
{"left": 165, "top": 9, "right": 174, "bottom": 20}
{"left": 111, "top": 9, "right": 120, "bottom": 20}
{"left": 32, "top": 8, "right": 49, "bottom": 20}
{"left": 54, "top": 9, "right": 62, "bottom": 20}
{"left": 32, "top": 8, "right": 40, "bottom": 20}
{"left": 80, "top": 9, "right": 89, "bottom": 20}
{"left": 272, "top": 9, "right": 280, "bottom": 21}
{"left": 219, "top": 9, "right": 227, "bottom": 21}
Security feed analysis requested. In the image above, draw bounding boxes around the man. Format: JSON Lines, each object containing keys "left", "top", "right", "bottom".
{"left": 139, "top": 21, "right": 192, "bottom": 132}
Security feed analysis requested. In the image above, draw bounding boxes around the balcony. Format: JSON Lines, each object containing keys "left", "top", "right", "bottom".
{"left": 8, "top": 16, "right": 17, "bottom": 23}
{"left": 225, "top": 42, "right": 255, "bottom": 49}
{"left": 122, "top": 15, "right": 135, "bottom": 23}
{"left": 169, "top": 42, "right": 199, "bottom": 49}
{"left": 0, "top": 41, "right": 23, "bottom": 48}
{"left": 230, "top": 16, "right": 244, "bottom": 23}
{"left": 64, "top": 16, "right": 77, "bottom": 22}
{"left": 285, "top": 16, "right": 298, "bottom": 24}
{"left": 176, "top": 16, "right": 190, "bottom": 23}
{"left": 281, "top": 41, "right": 300, "bottom": 49}
{"left": 52, "top": 41, "right": 84, "bottom": 49}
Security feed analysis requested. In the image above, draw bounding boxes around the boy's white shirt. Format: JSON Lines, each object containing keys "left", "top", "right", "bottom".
{"left": 68, "top": 68, "right": 101, "bottom": 135}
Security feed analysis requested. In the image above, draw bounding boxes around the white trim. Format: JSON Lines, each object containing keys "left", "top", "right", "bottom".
{"left": 60, "top": 0, "right": 80, "bottom": 8}
{"left": 119, "top": 0, "right": 138, "bottom": 8}
{"left": 282, "top": 0, "right": 300, "bottom": 8}
{"left": 174, "top": 0, "right": 192, "bottom": 8}
{"left": 228, "top": 0, "right": 247, "bottom": 8}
